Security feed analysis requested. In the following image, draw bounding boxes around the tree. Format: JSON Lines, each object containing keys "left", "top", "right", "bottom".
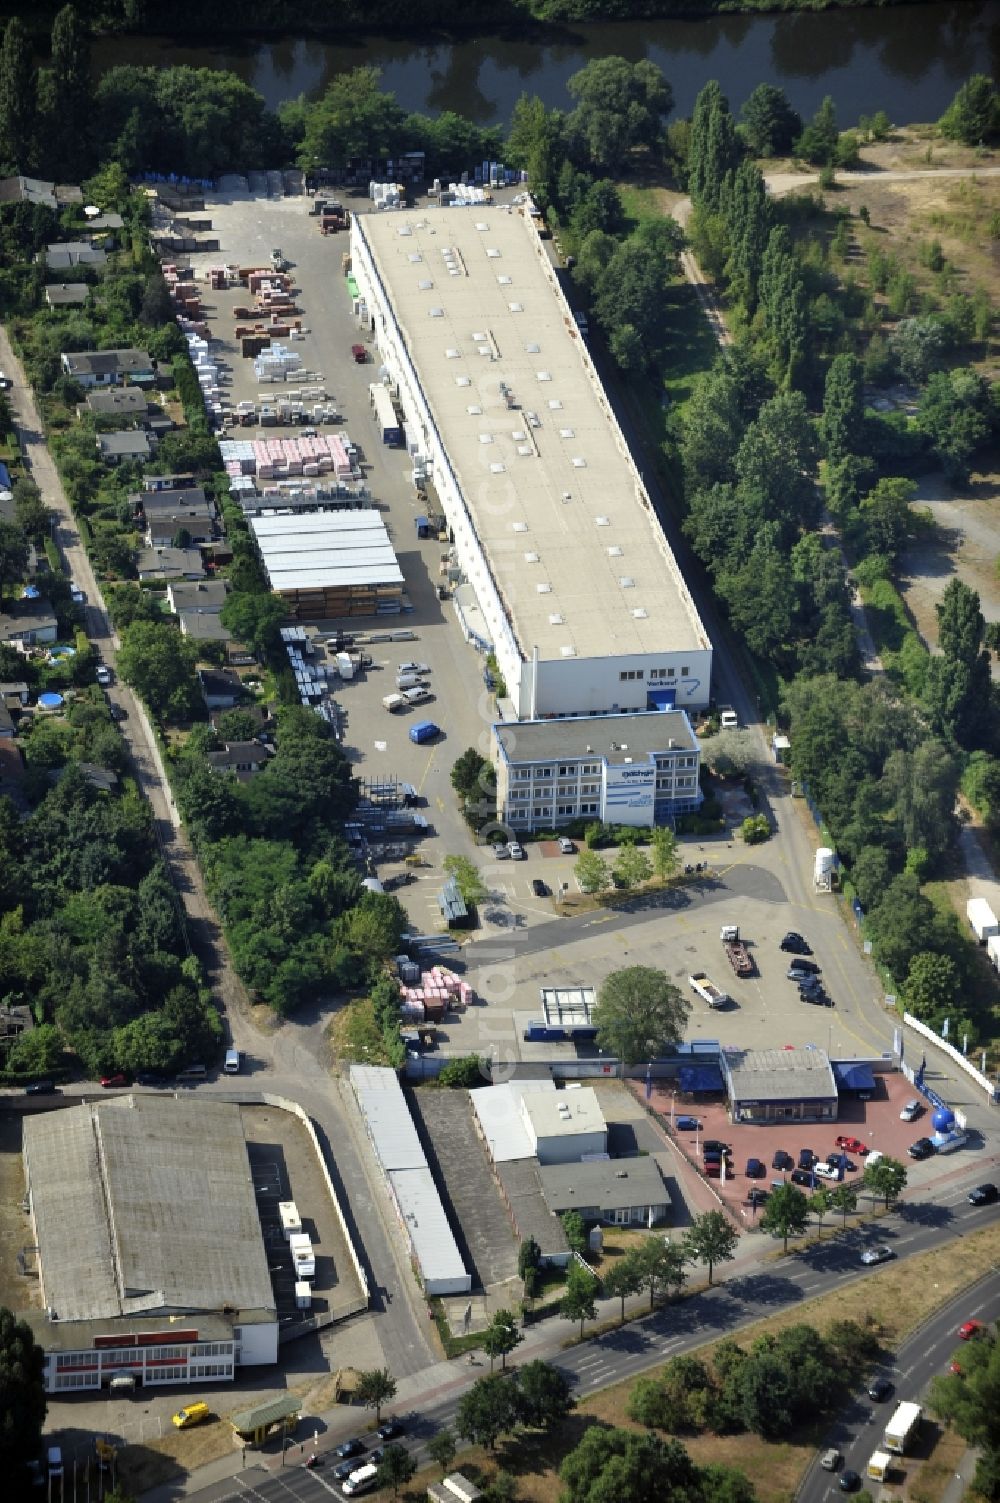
{"left": 810, "top": 1186, "right": 832, "bottom": 1239}
{"left": 928, "top": 1332, "right": 1000, "bottom": 1477}
{"left": 48, "top": 5, "right": 91, "bottom": 179}
{"left": 426, "top": 1427, "right": 457, "bottom": 1477}
{"left": 740, "top": 83, "right": 801, "bottom": 157}
{"left": 939, "top": 74, "right": 998, "bottom": 145}
{"left": 294, "top": 65, "right": 405, "bottom": 170}
{"left": 925, "top": 579, "right": 993, "bottom": 750}
{"left": 0, "top": 521, "right": 28, "bottom": 607}
{"left": 0, "top": 18, "right": 34, "bottom": 171}
{"left": 796, "top": 95, "right": 839, "bottom": 164}
{"left": 482, "top": 1308, "right": 522, "bottom": 1372}
{"left": 561, "top": 1209, "right": 588, "bottom": 1256}
{"left": 451, "top": 746, "right": 490, "bottom": 802}
{"left": 682, "top": 1210, "right": 738, "bottom": 1285}
{"left": 376, "top": 1443, "right": 416, "bottom": 1497}
{"left": 863, "top": 1155, "right": 907, "bottom": 1208}
{"left": 442, "top": 855, "right": 488, "bottom": 906}
{"left": 828, "top": 1182, "right": 859, "bottom": 1228}
{"left": 860, "top": 477, "right": 916, "bottom": 562}
{"left": 593, "top": 965, "right": 690, "bottom": 1067}
{"left": 116, "top": 620, "right": 200, "bottom": 721}
{"left": 575, "top": 848, "right": 609, "bottom": 894}
{"left": 760, "top": 1183, "right": 809, "bottom": 1252}
{"left": 566, "top": 57, "right": 673, "bottom": 175}
{"left": 518, "top": 1235, "right": 542, "bottom": 1300}
{"left": 355, "top": 1366, "right": 396, "bottom": 1425}
{"left": 821, "top": 354, "right": 865, "bottom": 465}
{"left": 0, "top": 1307, "right": 46, "bottom": 1490}
{"left": 219, "top": 591, "right": 287, "bottom": 657}
{"left": 725, "top": 159, "right": 769, "bottom": 312}
{"left": 633, "top": 1235, "right": 687, "bottom": 1310}
{"left": 689, "top": 80, "right": 741, "bottom": 213}
{"left": 612, "top": 844, "right": 652, "bottom": 891}
{"left": 456, "top": 1372, "right": 522, "bottom": 1451}
{"left": 560, "top": 1261, "right": 599, "bottom": 1339}
{"left": 515, "top": 1359, "right": 575, "bottom": 1431}
{"left": 561, "top": 1427, "right": 702, "bottom": 1503}
{"left": 700, "top": 730, "right": 757, "bottom": 779}
{"left": 602, "top": 1251, "right": 643, "bottom": 1323}
{"left": 650, "top": 826, "right": 679, "bottom": 882}
{"left": 437, "top": 1054, "right": 485, "bottom": 1088}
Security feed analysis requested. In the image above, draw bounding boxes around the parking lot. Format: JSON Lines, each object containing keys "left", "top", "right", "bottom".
{"left": 186, "top": 187, "right": 505, "bottom": 908}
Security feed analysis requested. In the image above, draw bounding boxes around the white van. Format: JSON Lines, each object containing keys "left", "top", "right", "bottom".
{"left": 343, "top": 1463, "right": 379, "bottom": 1497}
{"left": 224, "top": 1048, "right": 241, "bottom": 1075}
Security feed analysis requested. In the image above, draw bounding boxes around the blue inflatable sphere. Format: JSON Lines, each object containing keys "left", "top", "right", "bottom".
{"left": 932, "top": 1107, "right": 955, "bottom": 1132}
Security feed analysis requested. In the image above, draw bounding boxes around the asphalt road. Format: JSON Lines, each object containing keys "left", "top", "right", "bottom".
{"left": 183, "top": 1191, "right": 1000, "bottom": 1503}
{"left": 799, "top": 1277, "right": 1000, "bottom": 1503}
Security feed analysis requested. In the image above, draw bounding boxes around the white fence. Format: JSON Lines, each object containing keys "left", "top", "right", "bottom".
{"left": 902, "top": 1014, "right": 999, "bottom": 1104}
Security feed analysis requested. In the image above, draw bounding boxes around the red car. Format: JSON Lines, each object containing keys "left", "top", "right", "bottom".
{"left": 100, "top": 1073, "right": 128, "bottom": 1089}
{"left": 351, "top": 344, "right": 367, "bottom": 363}
{"left": 835, "top": 1136, "right": 868, "bottom": 1155}
{"left": 958, "top": 1320, "right": 985, "bottom": 1340}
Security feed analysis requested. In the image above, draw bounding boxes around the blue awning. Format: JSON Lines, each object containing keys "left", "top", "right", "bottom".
{"left": 678, "top": 1065, "right": 725, "bottom": 1094}
{"left": 832, "top": 1062, "right": 875, "bottom": 1091}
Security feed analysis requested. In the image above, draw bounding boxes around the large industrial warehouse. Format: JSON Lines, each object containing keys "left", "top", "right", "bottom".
{"left": 350, "top": 206, "right": 713, "bottom": 802}
{"left": 249, "top": 508, "right": 404, "bottom": 618}
{"left": 22, "top": 1097, "right": 278, "bottom": 1393}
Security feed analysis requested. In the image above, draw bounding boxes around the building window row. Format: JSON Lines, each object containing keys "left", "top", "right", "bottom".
{"left": 53, "top": 1371, "right": 96, "bottom": 1390}
{"left": 56, "top": 1351, "right": 97, "bottom": 1368}
{"left": 146, "top": 1365, "right": 189, "bottom": 1383}
{"left": 190, "top": 1361, "right": 232, "bottom": 1379}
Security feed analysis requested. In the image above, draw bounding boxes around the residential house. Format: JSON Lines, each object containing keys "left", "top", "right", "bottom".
{"left": 143, "top": 474, "right": 199, "bottom": 494}
{"left": 85, "top": 212, "right": 124, "bottom": 232}
{"left": 138, "top": 487, "right": 212, "bottom": 516}
{"left": 46, "top": 243, "right": 107, "bottom": 271}
{"left": 206, "top": 742, "right": 269, "bottom": 781}
{"left": 179, "top": 612, "right": 231, "bottom": 644}
{"left": 97, "top": 430, "right": 152, "bottom": 464}
{"left": 198, "top": 668, "right": 244, "bottom": 711}
{"left": 537, "top": 1157, "right": 671, "bottom": 1228}
{"left": 166, "top": 580, "right": 228, "bottom": 616}
{"left": 45, "top": 283, "right": 89, "bottom": 308}
{"left": 0, "top": 176, "right": 81, "bottom": 209}
{"left": 146, "top": 512, "right": 215, "bottom": 547}
{"left": 0, "top": 601, "right": 58, "bottom": 649}
{"left": 81, "top": 388, "right": 149, "bottom": 421}
{"left": 137, "top": 547, "right": 205, "bottom": 582}
{"left": 0, "top": 681, "right": 30, "bottom": 709}
{"left": 60, "top": 349, "right": 154, "bottom": 388}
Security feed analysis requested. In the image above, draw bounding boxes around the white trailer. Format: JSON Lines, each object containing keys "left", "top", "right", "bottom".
{"left": 966, "top": 896, "right": 999, "bottom": 943}
{"left": 289, "top": 1232, "right": 315, "bottom": 1278}
{"left": 278, "top": 1201, "right": 302, "bottom": 1240}
{"left": 688, "top": 972, "right": 731, "bottom": 1008}
{"left": 884, "top": 1401, "right": 922, "bottom": 1454}
{"left": 988, "top": 933, "right": 1000, "bottom": 972}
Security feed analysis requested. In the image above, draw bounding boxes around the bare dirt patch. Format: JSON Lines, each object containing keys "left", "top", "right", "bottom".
{"left": 898, "top": 462, "right": 1000, "bottom": 654}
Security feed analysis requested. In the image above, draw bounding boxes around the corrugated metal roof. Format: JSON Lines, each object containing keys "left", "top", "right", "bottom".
{"left": 388, "top": 1167, "right": 469, "bottom": 1292}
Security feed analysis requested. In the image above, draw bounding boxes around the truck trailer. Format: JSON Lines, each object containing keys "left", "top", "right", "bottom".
{"left": 966, "top": 896, "right": 1000, "bottom": 943}
{"left": 867, "top": 1451, "right": 894, "bottom": 1482}
{"left": 883, "top": 1401, "right": 922, "bottom": 1455}
{"left": 688, "top": 972, "right": 731, "bottom": 1008}
{"left": 720, "top": 925, "right": 754, "bottom": 977}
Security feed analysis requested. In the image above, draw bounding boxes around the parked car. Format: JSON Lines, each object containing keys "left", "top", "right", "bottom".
{"left": 899, "top": 1099, "right": 923, "bottom": 1122}
{"left": 95, "top": 665, "right": 112, "bottom": 686}
{"left": 351, "top": 344, "right": 367, "bottom": 363}
{"left": 788, "top": 957, "right": 821, "bottom": 975}
{"left": 839, "top": 1471, "right": 861, "bottom": 1492}
{"left": 397, "top": 662, "right": 430, "bottom": 676}
{"left": 675, "top": 1115, "right": 700, "bottom": 1132}
{"left": 109, "top": 703, "right": 126, "bottom": 721}
{"left": 780, "top": 932, "right": 811, "bottom": 954}
{"left": 70, "top": 583, "right": 85, "bottom": 604}
{"left": 507, "top": 841, "right": 526, "bottom": 860}
{"left": 376, "top": 1420, "right": 404, "bottom": 1442}
{"left": 100, "top": 1073, "right": 128, "bottom": 1089}
{"left": 746, "top": 1188, "right": 769, "bottom": 1207}
{"left": 772, "top": 1149, "right": 794, "bottom": 1171}
{"left": 335, "top": 1439, "right": 367, "bottom": 1460}
{"left": 797, "top": 1148, "right": 815, "bottom": 1169}
{"left": 135, "top": 1071, "right": 168, "bottom": 1087}
{"left": 836, "top": 1136, "right": 868, "bottom": 1155}
{"left": 25, "top": 1080, "right": 55, "bottom": 1096}
{"left": 335, "top": 1459, "right": 361, "bottom": 1481}
{"left": 868, "top": 1376, "right": 893, "bottom": 1401}
{"left": 558, "top": 836, "right": 576, "bottom": 854}
{"left": 958, "top": 1320, "right": 985, "bottom": 1340}
{"left": 745, "top": 1157, "right": 765, "bottom": 1178}
{"left": 492, "top": 842, "right": 509, "bottom": 860}
{"left": 790, "top": 1168, "right": 815, "bottom": 1188}
{"left": 968, "top": 1183, "right": 999, "bottom": 1206}
{"left": 531, "top": 878, "right": 548, "bottom": 897}
{"left": 821, "top": 1450, "right": 842, "bottom": 1472}
{"left": 908, "top": 1137, "right": 936, "bottom": 1160}
{"left": 860, "top": 1245, "right": 894, "bottom": 1266}
{"left": 703, "top": 1140, "right": 731, "bottom": 1156}
{"left": 813, "top": 1162, "right": 841, "bottom": 1181}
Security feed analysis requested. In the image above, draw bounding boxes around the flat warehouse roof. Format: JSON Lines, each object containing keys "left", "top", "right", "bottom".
{"left": 355, "top": 209, "right": 709, "bottom": 664}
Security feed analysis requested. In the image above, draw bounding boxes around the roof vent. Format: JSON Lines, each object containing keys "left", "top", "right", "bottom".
{"left": 595, "top": 516, "right": 610, "bottom": 527}
{"left": 549, "top": 612, "right": 564, "bottom": 625}
{"left": 619, "top": 576, "right": 634, "bottom": 588}
{"left": 632, "top": 607, "right": 648, "bottom": 619}
{"left": 615, "top": 1170, "right": 628, "bottom": 1179}
{"left": 608, "top": 545, "right": 623, "bottom": 557}
{"left": 525, "top": 551, "right": 539, "bottom": 563}
{"left": 513, "top": 521, "right": 528, "bottom": 533}
{"left": 537, "top": 582, "right": 552, "bottom": 594}
{"left": 561, "top": 644, "right": 577, "bottom": 657}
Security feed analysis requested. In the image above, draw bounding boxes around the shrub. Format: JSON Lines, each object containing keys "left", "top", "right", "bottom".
{"left": 741, "top": 814, "right": 771, "bottom": 845}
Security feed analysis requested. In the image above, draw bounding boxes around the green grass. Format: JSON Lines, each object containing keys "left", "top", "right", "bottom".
{"left": 617, "top": 183, "right": 672, "bottom": 232}
{"left": 860, "top": 577, "right": 929, "bottom": 693}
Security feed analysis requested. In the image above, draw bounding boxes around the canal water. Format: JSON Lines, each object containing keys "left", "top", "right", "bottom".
{"left": 90, "top": 1, "right": 998, "bottom": 128}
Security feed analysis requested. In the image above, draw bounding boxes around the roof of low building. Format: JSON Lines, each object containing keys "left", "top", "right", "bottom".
{"left": 230, "top": 1392, "right": 302, "bottom": 1434}
{"left": 137, "top": 546, "right": 204, "bottom": 579}
{"left": 44, "top": 282, "right": 89, "bottom": 306}
{"left": 469, "top": 1079, "right": 557, "bottom": 1163}
{"left": 62, "top": 348, "right": 151, "bottom": 375}
{"left": 179, "top": 612, "right": 230, "bottom": 641}
{"left": 538, "top": 1155, "right": 669, "bottom": 1213}
{"left": 494, "top": 1158, "right": 570, "bottom": 1259}
{"left": 523, "top": 1086, "right": 606, "bottom": 1142}
{"left": 98, "top": 431, "right": 151, "bottom": 456}
{"left": 46, "top": 245, "right": 107, "bottom": 269}
{"left": 23, "top": 1309, "right": 237, "bottom": 1353}
{"left": 23, "top": 1096, "right": 275, "bottom": 1323}
{"left": 495, "top": 708, "right": 698, "bottom": 765}
{"left": 207, "top": 742, "right": 269, "bottom": 771}
{"left": 722, "top": 1046, "right": 838, "bottom": 1104}
{"left": 168, "top": 579, "right": 229, "bottom": 613}
{"left": 198, "top": 667, "right": 244, "bottom": 700}
{"left": 85, "top": 388, "right": 149, "bottom": 415}
{"left": 0, "top": 601, "right": 58, "bottom": 638}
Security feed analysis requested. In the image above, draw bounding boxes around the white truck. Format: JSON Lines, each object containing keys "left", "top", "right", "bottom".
{"left": 719, "top": 706, "right": 738, "bottom": 731}
{"left": 689, "top": 972, "right": 732, "bottom": 1008}
{"left": 382, "top": 693, "right": 405, "bottom": 712}
{"left": 884, "top": 1401, "right": 922, "bottom": 1455}
{"left": 279, "top": 1201, "right": 302, "bottom": 1240}
{"left": 966, "top": 896, "right": 999, "bottom": 943}
{"left": 288, "top": 1232, "right": 315, "bottom": 1279}
{"left": 867, "top": 1451, "right": 894, "bottom": 1482}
